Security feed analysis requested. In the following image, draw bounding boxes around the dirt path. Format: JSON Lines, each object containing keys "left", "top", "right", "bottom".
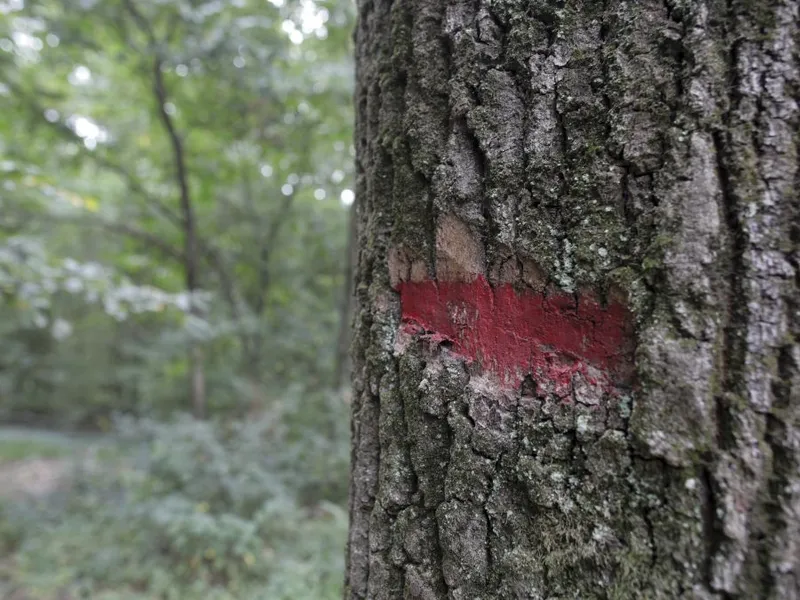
{"left": 0, "top": 458, "right": 70, "bottom": 499}
{"left": 0, "top": 427, "right": 110, "bottom": 500}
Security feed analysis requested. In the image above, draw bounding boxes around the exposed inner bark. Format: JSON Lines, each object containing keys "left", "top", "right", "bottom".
{"left": 347, "top": 1, "right": 799, "bottom": 598}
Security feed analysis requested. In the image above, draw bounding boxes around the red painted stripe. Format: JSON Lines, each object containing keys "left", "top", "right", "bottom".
{"left": 397, "top": 276, "right": 634, "bottom": 391}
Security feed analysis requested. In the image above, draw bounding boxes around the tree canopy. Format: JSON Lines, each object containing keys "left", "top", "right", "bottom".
{"left": 0, "top": 0, "right": 355, "bottom": 424}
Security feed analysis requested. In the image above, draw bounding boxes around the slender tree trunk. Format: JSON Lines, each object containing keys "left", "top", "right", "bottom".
{"left": 151, "top": 53, "right": 206, "bottom": 419}
{"left": 189, "top": 345, "right": 206, "bottom": 418}
{"left": 346, "top": 1, "right": 798, "bottom": 599}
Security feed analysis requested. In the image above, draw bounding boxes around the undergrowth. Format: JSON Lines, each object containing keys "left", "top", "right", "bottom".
{"left": 0, "top": 390, "right": 350, "bottom": 599}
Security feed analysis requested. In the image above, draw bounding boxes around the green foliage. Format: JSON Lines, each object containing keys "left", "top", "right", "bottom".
{"left": 0, "top": 391, "right": 349, "bottom": 598}
{"left": 0, "top": 0, "right": 355, "bottom": 422}
{"left": 0, "top": 1, "right": 354, "bottom": 595}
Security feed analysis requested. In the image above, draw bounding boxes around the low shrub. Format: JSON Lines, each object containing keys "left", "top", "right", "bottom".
{"left": 0, "top": 390, "right": 350, "bottom": 599}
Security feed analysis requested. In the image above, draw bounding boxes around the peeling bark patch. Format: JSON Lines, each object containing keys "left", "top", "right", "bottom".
{"left": 397, "top": 275, "right": 634, "bottom": 390}
{"left": 435, "top": 213, "right": 486, "bottom": 282}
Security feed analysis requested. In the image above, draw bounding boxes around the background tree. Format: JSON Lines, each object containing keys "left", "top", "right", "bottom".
{"left": 1, "top": 0, "right": 355, "bottom": 424}
{"left": 347, "top": 0, "right": 798, "bottom": 598}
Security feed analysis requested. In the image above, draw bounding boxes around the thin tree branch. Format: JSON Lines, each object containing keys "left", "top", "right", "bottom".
{"left": 150, "top": 53, "right": 199, "bottom": 292}
{"left": 86, "top": 220, "right": 185, "bottom": 261}
{"left": 120, "top": 0, "right": 158, "bottom": 47}
{"left": 253, "top": 191, "right": 295, "bottom": 314}
{"left": 123, "top": 0, "right": 199, "bottom": 295}
{"left": 5, "top": 77, "right": 185, "bottom": 229}
{"left": 16, "top": 210, "right": 185, "bottom": 261}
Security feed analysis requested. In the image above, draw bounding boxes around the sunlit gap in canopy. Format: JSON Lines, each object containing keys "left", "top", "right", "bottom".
{"left": 66, "top": 115, "right": 110, "bottom": 150}
{"left": 68, "top": 64, "right": 91, "bottom": 85}
{"left": 278, "top": 0, "right": 329, "bottom": 45}
{"left": 0, "top": 0, "right": 24, "bottom": 14}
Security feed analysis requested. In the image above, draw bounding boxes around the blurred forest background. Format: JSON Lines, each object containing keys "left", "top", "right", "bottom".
{"left": 0, "top": 0, "right": 354, "bottom": 598}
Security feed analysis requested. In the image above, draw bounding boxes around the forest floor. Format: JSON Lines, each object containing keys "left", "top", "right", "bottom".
{"left": 0, "top": 427, "right": 107, "bottom": 499}
{"left": 0, "top": 429, "right": 115, "bottom": 600}
{"left": 0, "top": 458, "right": 68, "bottom": 499}
{"left": 0, "top": 424, "right": 347, "bottom": 600}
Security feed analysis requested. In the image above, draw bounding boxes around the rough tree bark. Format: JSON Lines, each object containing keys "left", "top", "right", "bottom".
{"left": 346, "top": 1, "right": 799, "bottom": 598}
{"left": 336, "top": 202, "right": 360, "bottom": 390}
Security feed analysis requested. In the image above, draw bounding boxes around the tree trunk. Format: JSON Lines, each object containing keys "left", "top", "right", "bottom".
{"left": 336, "top": 202, "right": 359, "bottom": 390}
{"left": 146, "top": 42, "right": 207, "bottom": 419}
{"left": 188, "top": 344, "right": 206, "bottom": 419}
{"left": 346, "top": 1, "right": 799, "bottom": 599}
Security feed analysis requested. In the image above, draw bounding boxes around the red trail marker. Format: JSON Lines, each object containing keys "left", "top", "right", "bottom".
{"left": 397, "top": 276, "right": 634, "bottom": 394}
